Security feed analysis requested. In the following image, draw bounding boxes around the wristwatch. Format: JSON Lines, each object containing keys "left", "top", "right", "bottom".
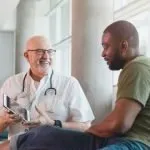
{"left": 54, "top": 120, "right": 62, "bottom": 128}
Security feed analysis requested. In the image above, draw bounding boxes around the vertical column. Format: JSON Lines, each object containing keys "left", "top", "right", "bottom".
{"left": 16, "top": 0, "right": 36, "bottom": 73}
{"left": 72, "top": 0, "right": 114, "bottom": 122}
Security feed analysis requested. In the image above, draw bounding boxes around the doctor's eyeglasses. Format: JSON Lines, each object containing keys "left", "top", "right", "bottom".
{"left": 27, "top": 49, "right": 56, "bottom": 56}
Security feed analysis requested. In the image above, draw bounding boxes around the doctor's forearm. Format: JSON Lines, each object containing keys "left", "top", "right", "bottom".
{"left": 40, "top": 117, "right": 91, "bottom": 131}
{"left": 62, "top": 121, "right": 91, "bottom": 131}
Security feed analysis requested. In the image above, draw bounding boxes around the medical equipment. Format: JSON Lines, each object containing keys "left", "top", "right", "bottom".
{"left": 22, "top": 70, "right": 57, "bottom": 95}
{"left": 3, "top": 94, "right": 30, "bottom": 122}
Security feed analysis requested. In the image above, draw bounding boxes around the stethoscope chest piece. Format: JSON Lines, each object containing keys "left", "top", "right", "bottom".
{"left": 22, "top": 70, "right": 57, "bottom": 96}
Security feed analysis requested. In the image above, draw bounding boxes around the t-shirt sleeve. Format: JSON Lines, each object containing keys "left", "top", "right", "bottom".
{"left": 68, "top": 77, "right": 95, "bottom": 122}
{"left": 117, "top": 63, "right": 150, "bottom": 107}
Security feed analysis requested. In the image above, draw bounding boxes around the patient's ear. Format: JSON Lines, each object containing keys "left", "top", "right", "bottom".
{"left": 120, "top": 40, "right": 128, "bottom": 57}
{"left": 121, "top": 41, "right": 128, "bottom": 49}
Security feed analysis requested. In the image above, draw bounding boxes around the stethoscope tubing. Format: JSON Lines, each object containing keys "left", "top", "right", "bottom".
{"left": 22, "top": 70, "right": 57, "bottom": 95}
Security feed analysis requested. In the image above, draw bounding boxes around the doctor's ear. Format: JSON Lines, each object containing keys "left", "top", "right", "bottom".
{"left": 24, "top": 51, "right": 29, "bottom": 59}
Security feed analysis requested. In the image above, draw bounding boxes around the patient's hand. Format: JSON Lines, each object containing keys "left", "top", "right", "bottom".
{"left": 0, "top": 140, "right": 9, "bottom": 150}
{"left": 3, "top": 109, "right": 21, "bottom": 125}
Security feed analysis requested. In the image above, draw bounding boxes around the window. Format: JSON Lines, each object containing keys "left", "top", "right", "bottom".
{"left": 49, "top": 12, "right": 57, "bottom": 44}
{"left": 60, "top": 1, "right": 70, "bottom": 39}
{"left": 49, "top": 0, "right": 71, "bottom": 76}
{"left": 114, "top": 0, "right": 135, "bottom": 11}
{"left": 129, "top": 11, "right": 150, "bottom": 56}
{"left": 54, "top": 38, "right": 71, "bottom": 76}
{"left": 113, "top": 0, "right": 150, "bottom": 85}
{"left": 50, "top": 0, "right": 61, "bottom": 9}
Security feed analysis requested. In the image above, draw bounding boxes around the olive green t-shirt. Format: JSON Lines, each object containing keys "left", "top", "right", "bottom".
{"left": 117, "top": 56, "right": 150, "bottom": 146}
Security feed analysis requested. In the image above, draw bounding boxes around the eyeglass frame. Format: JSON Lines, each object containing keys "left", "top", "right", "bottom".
{"left": 27, "top": 49, "right": 56, "bottom": 55}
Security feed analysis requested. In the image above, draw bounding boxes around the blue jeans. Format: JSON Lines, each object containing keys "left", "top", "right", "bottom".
{"left": 17, "top": 125, "right": 150, "bottom": 150}
{"left": 97, "top": 138, "right": 150, "bottom": 150}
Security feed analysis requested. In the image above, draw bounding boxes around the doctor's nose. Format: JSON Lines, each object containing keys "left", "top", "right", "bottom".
{"left": 42, "top": 51, "right": 50, "bottom": 58}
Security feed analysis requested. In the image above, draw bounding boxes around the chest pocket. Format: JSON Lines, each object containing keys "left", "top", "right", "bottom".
{"left": 37, "top": 93, "right": 69, "bottom": 121}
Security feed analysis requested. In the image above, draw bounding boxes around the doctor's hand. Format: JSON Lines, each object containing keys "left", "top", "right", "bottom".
{"left": 35, "top": 105, "right": 55, "bottom": 125}
{"left": 3, "top": 109, "right": 22, "bottom": 126}
{"left": 22, "top": 120, "right": 41, "bottom": 129}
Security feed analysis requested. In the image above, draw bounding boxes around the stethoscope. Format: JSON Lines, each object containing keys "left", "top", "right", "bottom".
{"left": 22, "top": 70, "right": 57, "bottom": 95}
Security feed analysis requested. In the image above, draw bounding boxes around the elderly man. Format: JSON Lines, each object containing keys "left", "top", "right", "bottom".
{"left": 0, "top": 36, "right": 94, "bottom": 139}
{"left": 1, "top": 20, "right": 150, "bottom": 150}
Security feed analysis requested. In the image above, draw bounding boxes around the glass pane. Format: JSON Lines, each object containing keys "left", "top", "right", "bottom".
{"left": 60, "top": 1, "right": 70, "bottom": 39}
{"left": 49, "top": 12, "right": 57, "bottom": 44}
{"left": 129, "top": 11, "right": 150, "bottom": 56}
{"left": 53, "top": 39, "right": 71, "bottom": 76}
{"left": 114, "top": 0, "right": 135, "bottom": 11}
{"left": 113, "top": 70, "right": 121, "bottom": 85}
{"left": 114, "top": 0, "right": 124, "bottom": 11}
{"left": 50, "top": 0, "right": 61, "bottom": 9}
{"left": 113, "top": 11, "right": 150, "bottom": 85}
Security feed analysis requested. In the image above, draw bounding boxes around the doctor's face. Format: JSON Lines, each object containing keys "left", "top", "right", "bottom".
{"left": 24, "top": 37, "right": 56, "bottom": 77}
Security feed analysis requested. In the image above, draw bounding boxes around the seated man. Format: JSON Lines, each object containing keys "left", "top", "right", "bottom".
{"left": 0, "top": 36, "right": 94, "bottom": 140}
{"left": 1, "top": 20, "right": 150, "bottom": 150}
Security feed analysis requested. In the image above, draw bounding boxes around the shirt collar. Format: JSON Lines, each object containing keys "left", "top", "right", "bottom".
{"left": 123, "top": 55, "right": 144, "bottom": 70}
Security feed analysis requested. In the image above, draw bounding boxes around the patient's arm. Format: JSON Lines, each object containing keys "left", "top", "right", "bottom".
{"left": 87, "top": 98, "right": 142, "bottom": 137}
{"left": 0, "top": 110, "right": 21, "bottom": 132}
{"left": 0, "top": 140, "right": 9, "bottom": 150}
